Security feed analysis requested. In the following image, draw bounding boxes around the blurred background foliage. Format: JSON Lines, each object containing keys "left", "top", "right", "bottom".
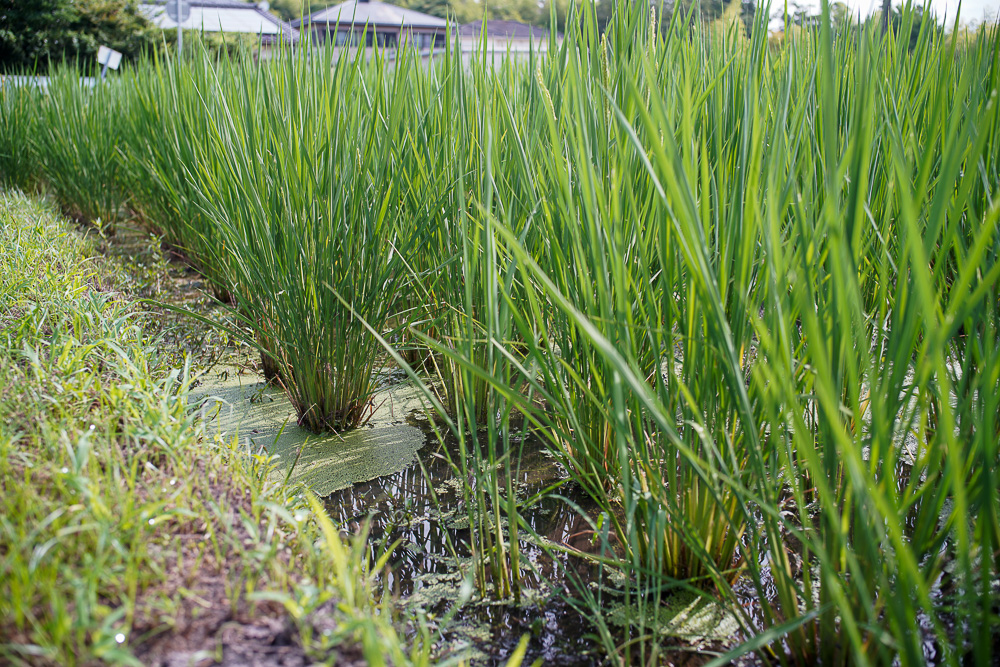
{"left": 0, "top": 0, "right": 955, "bottom": 74}
{"left": 0, "top": 0, "right": 271, "bottom": 73}
{"left": 0, "top": 0, "right": 157, "bottom": 73}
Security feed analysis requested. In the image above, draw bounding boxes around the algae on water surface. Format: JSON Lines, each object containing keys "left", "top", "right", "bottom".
{"left": 606, "top": 591, "right": 740, "bottom": 643}
{"left": 189, "top": 366, "right": 429, "bottom": 496}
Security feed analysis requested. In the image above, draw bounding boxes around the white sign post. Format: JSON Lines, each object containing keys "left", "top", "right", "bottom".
{"left": 97, "top": 45, "right": 123, "bottom": 81}
{"left": 166, "top": 0, "right": 192, "bottom": 56}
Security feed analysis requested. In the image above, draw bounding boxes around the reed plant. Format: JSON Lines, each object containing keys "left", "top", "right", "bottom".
{"left": 118, "top": 54, "right": 238, "bottom": 299}
{"left": 476, "top": 3, "right": 759, "bottom": 598}
{"left": 379, "top": 40, "right": 543, "bottom": 601}
{"left": 32, "top": 70, "right": 128, "bottom": 230}
{"left": 452, "top": 3, "right": 1000, "bottom": 664}
{"left": 0, "top": 80, "right": 39, "bottom": 192}
{"left": 529, "top": 6, "right": 995, "bottom": 666}
{"left": 736, "top": 8, "right": 1000, "bottom": 663}
{"left": 188, "top": 45, "right": 420, "bottom": 432}
{"left": 9, "top": 5, "right": 1000, "bottom": 662}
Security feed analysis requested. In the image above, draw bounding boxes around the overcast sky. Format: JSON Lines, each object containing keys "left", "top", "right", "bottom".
{"left": 771, "top": 0, "right": 1000, "bottom": 26}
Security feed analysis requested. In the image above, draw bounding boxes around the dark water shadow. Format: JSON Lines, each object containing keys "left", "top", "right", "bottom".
{"left": 322, "top": 417, "right": 607, "bottom": 665}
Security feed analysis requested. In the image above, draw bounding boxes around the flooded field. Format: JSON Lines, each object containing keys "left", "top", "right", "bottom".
{"left": 190, "top": 363, "right": 749, "bottom": 665}
{"left": 190, "top": 364, "right": 599, "bottom": 662}
{"left": 6, "top": 5, "right": 999, "bottom": 662}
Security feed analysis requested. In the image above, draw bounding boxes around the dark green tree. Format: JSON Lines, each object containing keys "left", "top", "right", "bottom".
{"left": 663, "top": 0, "right": 729, "bottom": 28}
{"left": 888, "top": 4, "right": 942, "bottom": 48}
{"left": 269, "top": 0, "right": 303, "bottom": 21}
{"left": 857, "top": 3, "right": 941, "bottom": 48}
{"left": 404, "top": 0, "right": 452, "bottom": 19}
{"left": 0, "top": 0, "right": 155, "bottom": 73}
{"left": 537, "top": 0, "right": 570, "bottom": 31}
{"left": 739, "top": 0, "right": 756, "bottom": 38}
{"left": 269, "top": 0, "right": 339, "bottom": 21}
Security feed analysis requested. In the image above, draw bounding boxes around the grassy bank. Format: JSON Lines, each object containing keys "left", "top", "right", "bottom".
{"left": 0, "top": 192, "right": 425, "bottom": 666}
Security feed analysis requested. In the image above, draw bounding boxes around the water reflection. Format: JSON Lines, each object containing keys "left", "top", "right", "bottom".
{"left": 322, "top": 425, "right": 604, "bottom": 665}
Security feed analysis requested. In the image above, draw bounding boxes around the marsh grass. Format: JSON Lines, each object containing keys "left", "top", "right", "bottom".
{"left": 118, "top": 54, "right": 237, "bottom": 299}
{"left": 31, "top": 71, "right": 128, "bottom": 230}
{"left": 490, "top": 3, "right": 1000, "bottom": 664}
{"left": 0, "top": 81, "right": 39, "bottom": 192}
{"left": 3, "top": 5, "right": 999, "bottom": 662}
{"left": 208, "top": 50, "right": 414, "bottom": 433}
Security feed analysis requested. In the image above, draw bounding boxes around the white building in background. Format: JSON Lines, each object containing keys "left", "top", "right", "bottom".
{"left": 139, "top": 0, "right": 299, "bottom": 48}
{"left": 292, "top": 0, "right": 451, "bottom": 53}
{"left": 458, "top": 20, "right": 561, "bottom": 66}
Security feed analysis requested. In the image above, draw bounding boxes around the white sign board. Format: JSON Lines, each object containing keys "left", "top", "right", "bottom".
{"left": 97, "top": 46, "right": 123, "bottom": 70}
{"left": 166, "top": 0, "right": 192, "bottom": 23}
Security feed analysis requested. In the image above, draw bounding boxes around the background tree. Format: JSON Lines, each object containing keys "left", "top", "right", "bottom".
{"left": 884, "top": 3, "right": 942, "bottom": 47}
{"left": 397, "top": 0, "right": 543, "bottom": 24}
{"left": 0, "top": 0, "right": 71, "bottom": 72}
{"left": 278, "top": 0, "right": 341, "bottom": 20}
{"left": 489, "top": 0, "right": 543, "bottom": 23}
{"left": 739, "top": 0, "right": 756, "bottom": 37}
{"left": 830, "top": 0, "right": 853, "bottom": 30}
{"left": 269, "top": 0, "right": 304, "bottom": 21}
{"left": 663, "top": 0, "right": 730, "bottom": 28}
{"left": 537, "top": 0, "right": 571, "bottom": 31}
{"left": 402, "top": 0, "right": 455, "bottom": 20}
{"left": 0, "top": 0, "right": 155, "bottom": 74}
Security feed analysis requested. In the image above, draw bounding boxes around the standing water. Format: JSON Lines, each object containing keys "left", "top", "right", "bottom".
{"left": 191, "top": 363, "right": 742, "bottom": 665}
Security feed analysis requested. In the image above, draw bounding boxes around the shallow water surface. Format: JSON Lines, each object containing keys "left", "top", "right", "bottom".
{"left": 189, "top": 364, "right": 743, "bottom": 665}
{"left": 189, "top": 366, "right": 428, "bottom": 496}
{"left": 322, "top": 428, "right": 606, "bottom": 665}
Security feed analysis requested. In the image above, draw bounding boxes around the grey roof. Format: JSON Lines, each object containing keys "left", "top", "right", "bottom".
{"left": 293, "top": 1, "right": 450, "bottom": 31}
{"left": 179, "top": 0, "right": 268, "bottom": 7}
{"left": 458, "top": 20, "right": 552, "bottom": 40}
{"left": 140, "top": 1, "right": 299, "bottom": 40}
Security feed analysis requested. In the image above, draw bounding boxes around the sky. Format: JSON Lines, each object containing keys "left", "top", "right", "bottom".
{"left": 772, "top": 0, "right": 1000, "bottom": 27}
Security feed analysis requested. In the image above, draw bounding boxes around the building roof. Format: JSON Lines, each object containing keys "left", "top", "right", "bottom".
{"left": 140, "top": 1, "right": 299, "bottom": 40}
{"left": 458, "top": 20, "right": 554, "bottom": 40}
{"left": 293, "top": 1, "right": 450, "bottom": 31}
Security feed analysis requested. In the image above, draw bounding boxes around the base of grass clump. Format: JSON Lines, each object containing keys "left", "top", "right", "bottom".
{"left": 280, "top": 354, "right": 384, "bottom": 433}
{"left": 190, "top": 363, "right": 428, "bottom": 496}
{"left": 606, "top": 592, "right": 740, "bottom": 643}
{"left": 293, "top": 393, "right": 378, "bottom": 433}
{"left": 261, "top": 351, "right": 283, "bottom": 383}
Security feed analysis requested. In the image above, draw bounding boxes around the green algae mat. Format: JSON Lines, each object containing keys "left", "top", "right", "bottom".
{"left": 190, "top": 366, "right": 429, "bottom": 496}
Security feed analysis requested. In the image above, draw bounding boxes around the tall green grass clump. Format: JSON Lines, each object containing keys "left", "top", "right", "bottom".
{"left": 490, "top": 2, "right": 758, "bottom": 605}
{"left": 738, "top": 9, "right": 1000, "bottom": 663}
{"left": 185, "top": 46, "right": 420, "bottom": 432}
{"left": 33, "top": 71, "right": 128, "bottom": 230}
{"left": 118, "top": 55, "right": 238, "bottom": 300}
{"left": 0, "top": 80, "right": 40, "bottom": 191}
{"left": 481, "top": 4, "right": 1000, "bottom": 664}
